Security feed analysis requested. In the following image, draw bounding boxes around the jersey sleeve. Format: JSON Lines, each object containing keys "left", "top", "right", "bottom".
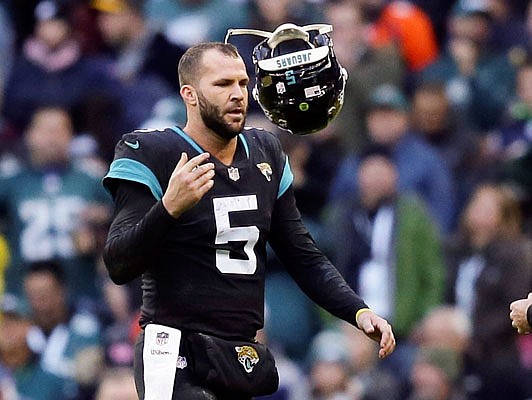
{"left": 269, "top": 185, "right": 368, "bottom": 326}
{"left": 102, "top": 131, "right": 165, "bottom": 200}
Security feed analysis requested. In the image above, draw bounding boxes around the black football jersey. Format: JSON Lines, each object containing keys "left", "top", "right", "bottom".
{"left": 103, "top": 126, "right": 293, "bottom": 338}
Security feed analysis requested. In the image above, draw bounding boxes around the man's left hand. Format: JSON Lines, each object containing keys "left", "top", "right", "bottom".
{"left": 357, "top": 310, "right": 396, "bottom": 359}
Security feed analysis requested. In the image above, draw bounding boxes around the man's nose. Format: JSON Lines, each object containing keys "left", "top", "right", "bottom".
{"left": 231, "top": 83, "right": 245, "bottom": 100}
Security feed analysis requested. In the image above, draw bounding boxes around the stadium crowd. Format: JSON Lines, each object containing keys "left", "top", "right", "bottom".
{"left": 0, "top": 0, "right": 530, "bottom": 399}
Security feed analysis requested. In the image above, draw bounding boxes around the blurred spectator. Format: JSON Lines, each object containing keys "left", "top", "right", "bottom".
{"left": 339, "top": 320, "right": 401, "bottom": 400}
{"left": 410, "top": 0, "right": 454, "bottom": 45}
{"left": 409, "top": 306, "right": 472, "bottom": 400}
{"left": 248, "top": 0, "right": 321, "bottom": 30}
{"left": 410, "top": 81, "right": 481, "bottom": 221}
{"left": 307, "top": 329, "right": 354, "bottom": 400}
{"left": 90, "top": 0, "right": 177, "bottom": 149}
{"left": 2, "top": 0, "right": 120, "bottom": 136}
{"left": 144, "top": 0, "right": 249, "bottom": 48}
{"left": 411, "top": 305, "right": 471, "bottom": 356}
{"left": 407, "top": 346, "right": 466, "bottom": 400}
{"left": 23, "top": 260, "right": 104, "bottom": 399}
{"left": 420, "top": 0, "right": 517, "bottom": 133}
{"left": 488, "top": 56, "right": 532, "bottom": 228}
{"left": 329, "top": 146, "right": 445, "bottom": 338}
{"left": 327, "top": 146, "right": 445, "bottom": 391}
{"left": 487, "top": 56, "right": 532, "bottom": 163}
{"left": 68, "top": 0, "right": 108, "bottom": 56}
{"left": 358, "top": 0, "right": 439, "bottom": 74}
{"left": 94, "top": 367, "right": 137, "bottom": 400}
{"left": 306, "top": 326, "right": 401, "bottom": 400}
{"left": 100, "top": 277, "right": 137, "bottom": 368}
{"left": 0, "top": 106, "right": 111, "bottom": 305}
{"left": 0, "top": 293, "right": 70, "bottom": 400}
{"left": 92, "top": 0, "right": 185, "bottom": 92}
{"left": 445, "top": 182, "right": 532, "bottom": 400}
{"left": 329, "top": 84, "right": 456, "bottom": 234}
{"left": 324, "top": 0, "right": 405, "bottom": 152}
{"left": 487, "top": 0, "right": 530, "bottom": 59}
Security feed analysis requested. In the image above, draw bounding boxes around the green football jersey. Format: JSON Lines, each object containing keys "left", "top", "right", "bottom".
{"left": 0, "top": 164, "right": 110, "bottom": 303}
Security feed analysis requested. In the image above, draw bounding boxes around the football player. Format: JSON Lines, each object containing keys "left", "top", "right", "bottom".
{"left": 103, "top": 41, "right": 395, "bottom": 400}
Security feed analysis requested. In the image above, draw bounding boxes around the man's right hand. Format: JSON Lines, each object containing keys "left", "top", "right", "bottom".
{"left": 162, "top": 152, "right": 215, "bottom": 218}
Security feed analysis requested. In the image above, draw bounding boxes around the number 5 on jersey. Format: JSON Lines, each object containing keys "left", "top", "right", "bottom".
{"left": 213, "top": 195, "right": 259, "bottom": 274}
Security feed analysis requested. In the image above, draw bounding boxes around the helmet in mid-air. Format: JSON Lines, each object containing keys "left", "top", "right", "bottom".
{"left": 226, "top": 23, "right": 348, "bottom": 135}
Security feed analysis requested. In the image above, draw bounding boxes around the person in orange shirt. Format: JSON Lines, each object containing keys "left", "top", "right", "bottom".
{"left": 359, "top": 0, "right": 439, "bottom": 73}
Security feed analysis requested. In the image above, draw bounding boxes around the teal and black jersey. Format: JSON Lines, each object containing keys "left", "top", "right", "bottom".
{"left": 103, "top": 126, "right": 367, "bottom": 339}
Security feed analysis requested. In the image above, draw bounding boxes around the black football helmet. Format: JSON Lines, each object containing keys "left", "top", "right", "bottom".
{"left": 226, "top": 23, "right": 347, "bottom": 135}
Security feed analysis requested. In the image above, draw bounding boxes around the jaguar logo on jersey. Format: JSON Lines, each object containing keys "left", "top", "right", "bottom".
{"left": 256, "top": 163, "right": 272, "bottom": 181}
{"left": 156, "top": 331, "right": 169, "bottom": 346}
{"left": 235, "top": 345, "right": 259, "bottom": 373}
{"left": 227, "top": 167, "right": 240, "bottom": 181}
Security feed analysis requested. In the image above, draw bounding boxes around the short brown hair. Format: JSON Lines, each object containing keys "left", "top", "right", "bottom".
{"left": 178, "top": 42, "right": 241, "bottom": 87}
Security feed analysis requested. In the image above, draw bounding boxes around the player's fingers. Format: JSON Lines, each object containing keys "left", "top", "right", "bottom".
{"left": 194, "top": 169, "right": 215, "bottom": 186}
{"left": 197, "top": 175, "right": 215, "bottom": 195}
{"left": 170, "top": 153, "right": 189, "bottom": 178}
{"left": 189, "top": 168, "right": 214, "bottom": 190}
{"left": 528, "top": 292, "right": 532, "bottom": 300}
{"left": 379, "top": 338, "right": 395, "bottom": 359}
{"left": 186, "top": 152, "right": 211, "bottom": 172}
{"left": 378, "top": 324, "right": 395, "bottom": 359}
{"left": 177, "top": 152, "right": 188, "bottom": 167}
{"left": 191, "top": 162, "right": 215, "bottom": 177}
{"left": 358, "top": 315, "right": 375, "bottom": 334}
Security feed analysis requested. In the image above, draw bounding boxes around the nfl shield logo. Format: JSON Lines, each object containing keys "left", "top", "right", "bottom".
{"left": 227, "top": 167, "right": 240, "bottom": 181}
{"left": 156, "top": 332, "right": 169, "bottom": 346}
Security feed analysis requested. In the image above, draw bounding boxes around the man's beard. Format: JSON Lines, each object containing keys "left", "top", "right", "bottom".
{"left": 197, "top": 92, "right": 246, "bottom": 140}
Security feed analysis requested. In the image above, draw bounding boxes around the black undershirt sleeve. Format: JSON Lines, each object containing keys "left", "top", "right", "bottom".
{"left": 103, "top": 180, "right": 175, "bottom": 285}
{"left": 527, "top": 305, "right": 532, "bottom": 328}
{"left": 268, "top": 186, "right": 368, "bottom": 327}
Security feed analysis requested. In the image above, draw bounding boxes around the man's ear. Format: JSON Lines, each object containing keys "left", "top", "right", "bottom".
{"left": 180, "top": 85, "right": 197, "bottom": 106}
